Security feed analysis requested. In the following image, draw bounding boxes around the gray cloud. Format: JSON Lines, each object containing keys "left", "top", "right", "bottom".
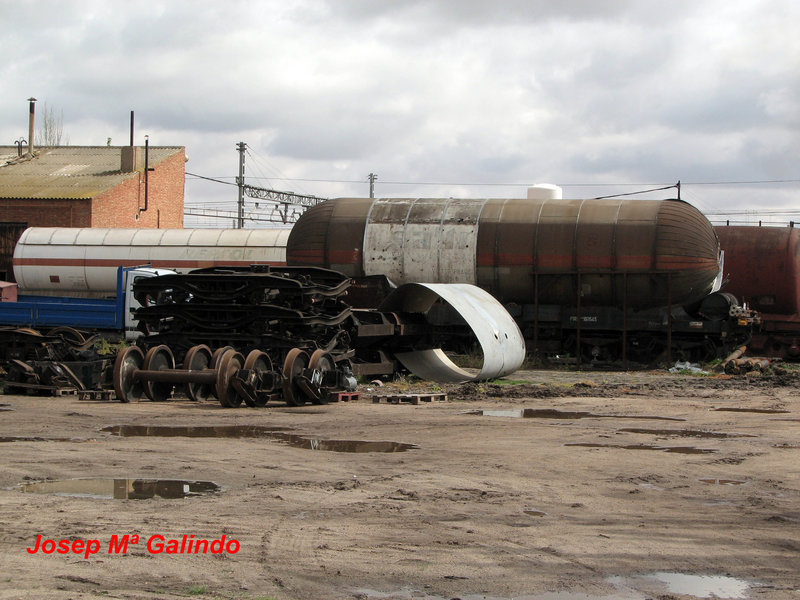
{"left": 1, "top": 0, "right": 798, "bottom": 225}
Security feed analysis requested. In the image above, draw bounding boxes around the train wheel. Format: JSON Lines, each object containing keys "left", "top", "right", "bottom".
{"left": 113, "top": 346, "right": 145, "bottom": 403}
{"left": 244, "top": 349, "right": 273, "bottom": 407}
{"left": 184, "top": 344, "right": 213, "bottom": 402}
{"left": 282, "top": 348, "right": 310, "bottom": 407}
{"left": 207, "top": 346, "right": 234, "bottom": 399}
{"left": 215, "top": 349, "right": 245, "bottom": 408}
{"left": 210, "top": 346, "right": 234, "bottom": 369}
{"left": 308, "top": 349, "right": 335, "bottom": 405}
{"left": 143, "top": 345, "right": 175, "bottom": 402}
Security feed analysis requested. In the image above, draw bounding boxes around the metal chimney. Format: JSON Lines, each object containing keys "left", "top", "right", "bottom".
{"left": 27, "top": 97, "right": 37, "bottom": 156}
{"left": 121, "top": 110, "right": 143, "bottom": 172}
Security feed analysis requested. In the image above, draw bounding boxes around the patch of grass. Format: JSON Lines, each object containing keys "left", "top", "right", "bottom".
{"left": 187, "top": 585, "right": 208, "bottom": 596}
{"left": 674, "top": 368, "right": 711, "bottom": 377}
{"left": 94, "top": 337, "right": 129, "bottom": 356}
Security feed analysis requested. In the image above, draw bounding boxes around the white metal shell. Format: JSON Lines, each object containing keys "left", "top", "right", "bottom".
{"left": 379, "top": 282, "right": 525, "bottom": 382}
{"left": 13, "top": 227, "right": 290, "bottom": 293}
{"left": 363, "top": 198, "right": 485, "bottom": 286}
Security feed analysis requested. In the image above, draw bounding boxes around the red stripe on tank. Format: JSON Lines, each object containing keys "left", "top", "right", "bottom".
{"left": 13, "top": 258, "right": 287, "bottom": 268}
{"left": 475, "top": 253, "right": 717, "bottom": 271}
{"left": 288, "top": 249, "right": 361, "bottom": 265}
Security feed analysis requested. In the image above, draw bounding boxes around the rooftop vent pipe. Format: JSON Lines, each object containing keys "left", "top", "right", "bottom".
{"left": 27, "top": 97, "right": 36, "bottom": 156}
{"left": 120, "top": 111, "right": 143, "bottom": 172}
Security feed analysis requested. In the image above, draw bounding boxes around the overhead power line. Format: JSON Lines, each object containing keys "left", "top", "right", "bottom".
{"left": 188, "top": 172, "right": 800, "bottom": 188}
{"left": 186, "top": 172, "right": 237, "bottom": 186}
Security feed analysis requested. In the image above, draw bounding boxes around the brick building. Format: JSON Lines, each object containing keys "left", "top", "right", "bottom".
{"left": 0, "top": 145, "right": 186, "bottom": 279}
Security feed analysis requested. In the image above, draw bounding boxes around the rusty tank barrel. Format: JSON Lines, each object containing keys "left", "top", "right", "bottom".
{"left": 287, "top": 197, "right": 721, "bottom": 309}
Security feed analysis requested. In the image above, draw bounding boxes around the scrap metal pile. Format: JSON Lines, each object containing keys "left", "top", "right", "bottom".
{"left": 112, "top": 265, "right": 525, "bottom": 407}
{"left": 0, "top": 326, "right": 112, "bottom": 396}
{"left": 131, "top": 266, "right": 356, "bottom": 362}
{"left": 117, "top": 266, "right": 361, "bottom": 406}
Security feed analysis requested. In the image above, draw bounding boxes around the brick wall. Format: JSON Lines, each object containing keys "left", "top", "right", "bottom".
{"left": 0, "top": 199, "right": 92, "bottom": 227}
{"left": 91, "top": 148, "right": 185, "bottom": 228}
{"left": 0, "top": 147, "right": 185, "bottom": 279}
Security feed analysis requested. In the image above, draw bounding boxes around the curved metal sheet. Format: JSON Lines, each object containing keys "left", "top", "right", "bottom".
{"left": 380, "top": 282, "right": 525, "bottom": 382}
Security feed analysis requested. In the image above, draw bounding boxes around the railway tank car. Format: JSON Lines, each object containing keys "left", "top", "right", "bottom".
{"left": 13, "top": 227, "right": 289, "bottom": 294}
{"left": 287, "top": 196, "right": 722, "bottom": 309}
{"left": 286, "top": 197, "right": 758, "bottom": 364}
{"left": 716, "top": 225, "right": 800, "bottom": 359}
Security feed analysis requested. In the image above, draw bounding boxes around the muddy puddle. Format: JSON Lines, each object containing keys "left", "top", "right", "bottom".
{"left": 469, "top": 409, "right": 684, "bottom": 421}
{"left": 104, "top": 424, "right": 417, "bottom": 453}
{"left": 565, "top": 443, "right": 717, "bottom": 454}
{"left": 618, "top": 428, "right": 756, "bottom": 438}
{"left": 19, "top": 478, "right": 220, "bottom": 500}
{"left": 102, "top": 424, "right": 289, "bottom": 437}
{"left": 353, "top": 571, "right": 753, "bottom": 599}
{"left": 714, "top": 407, "right": 789, "bottom": 414}
{"left": 0, "top": 436, "right": 92, "bottom": 443}
{"left": 641, "top": 572, "right": 752, "bottom": 598}
{"left": 699, "top": 478, "right": 746, "bottom": 485}
{"left": 277, "top": 435, "right": 417, "bottom": 452}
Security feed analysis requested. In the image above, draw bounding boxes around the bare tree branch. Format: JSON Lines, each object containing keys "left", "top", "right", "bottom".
{"left": 35, "top": 101, "right": 69, "bottom": 147}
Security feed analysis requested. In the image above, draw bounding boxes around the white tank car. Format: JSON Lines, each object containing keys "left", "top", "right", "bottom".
{"left": 13, "top": 227, "right": 290, "bottom": 293}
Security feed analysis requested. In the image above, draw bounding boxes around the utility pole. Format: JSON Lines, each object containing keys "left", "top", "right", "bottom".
{"left": 227, "top": 142, "right": 328, "bottom": 226}
{"left": 368, "top": 172, "right": 378, "bottom": 198}
{"left": 236, "top": 142, "right": 246, "bottom": 228}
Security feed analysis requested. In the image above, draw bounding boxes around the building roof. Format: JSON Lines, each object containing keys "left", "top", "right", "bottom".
{"left": 0, "top": 145, "right": 184, "bottom": 200}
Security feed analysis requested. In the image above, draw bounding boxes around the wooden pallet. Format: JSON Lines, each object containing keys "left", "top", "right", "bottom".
{"left": 372, "top": 393, "right": 448, "bottom": 405}
{"left": 77, "top": 389, "right": 115, "bottom": 401}
{"left": 52, "top": 387, "right": 79, "bottom": 397}
{"left": 327, "top": 391, "right": 361, "bottom": 402}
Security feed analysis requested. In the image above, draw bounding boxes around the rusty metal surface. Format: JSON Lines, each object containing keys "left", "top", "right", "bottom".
{"left": 716, "top": 226, "right": 800, "bottom": 315}
{"left": 288, "top": 197, "right": 721, "bottom": 309}
{"left": 286, "top": 197, "right": 367, "bottom": 277}
{"left": 379, "top": 282, "right": 525, "bottom": 382}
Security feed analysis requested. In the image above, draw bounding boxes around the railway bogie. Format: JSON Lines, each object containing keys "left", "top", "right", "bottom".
{"left": 116, "top": 265, "right": 361, "bottom": 406}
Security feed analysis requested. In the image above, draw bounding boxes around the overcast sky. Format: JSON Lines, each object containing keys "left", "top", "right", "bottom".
{"left": 2, "top": 0, "right": 798, "bottom": 227}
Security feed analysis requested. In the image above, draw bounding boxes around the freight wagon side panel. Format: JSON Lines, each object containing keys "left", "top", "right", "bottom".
{"left": 0, "top": 295, "right": 121, "bottom": 329}
{"left": 716, "top": 226, "right": 800, "bottom": 315}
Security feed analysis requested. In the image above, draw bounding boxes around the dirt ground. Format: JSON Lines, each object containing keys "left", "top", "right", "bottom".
{"left": 1, "top": 367, "right": 798, "bottom": 600}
